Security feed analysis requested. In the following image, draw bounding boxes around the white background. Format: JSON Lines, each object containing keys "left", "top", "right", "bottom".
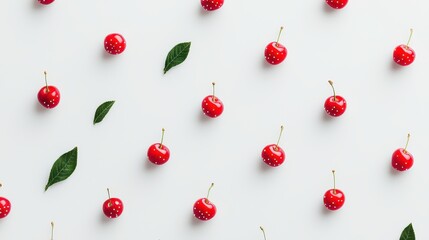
{"left": 0, "top": 0, "right": 428, "bottom": 239}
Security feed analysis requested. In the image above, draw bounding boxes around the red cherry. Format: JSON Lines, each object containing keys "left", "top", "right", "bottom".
{"left": 193, "top": 183, "right": 217, "bottom": 221}
{"left": 262, "top": 125, "right": 286, "bottom": 167}
{"left": 392, "top": 133, "right": 414, "bottom": 171}
{"left": 393, "top": 29, "right": 415, "bottom": 66}
{"left": 393, "top": 45, "right": 415, "bottom": 66}
{"left": 325, "top": 0, "right": 348, "bottom": 9}
{"left": 104, "top": 33, "right": 126, "bottom": 55}
{"left": 201, "top": 0, "right": 224, "bottom": 11}
{"left": 102, "top": 188, "right": 124, "bottom": 219}
{"left": 0, "top": 197, "right": 11, "bottom": 219}
{"left": 38, "top": 0, "right": 55, "bottom": 5}
{"left": 324, "top": 80, "right": 346, "bottom": 117}
{"left": 323, "top": 170, "right": 345, "bottom": 211}
{"left": 202, "top": 82, "right": 224, "bottom": 118}
{"left": 37, "top": 71, "right": 60, "bottom": 109}
{"left": 264, "top": 27, "right": 287, "bottom": 65}
{"left": 0, "top": 183, "right": 11, "bottom": 219}
{"left": 147, "top": 128, "right": 170, "bottom": 165}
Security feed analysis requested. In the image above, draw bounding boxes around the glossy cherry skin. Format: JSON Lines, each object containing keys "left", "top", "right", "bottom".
{"left": 193, "top": 198, "right": 216, "bottom": 221}
{"left": 325, "top": 0, "right": 348, "bottom": 9}
{"left": 147, "top": 143, "right": 170, "bottom": 165}
{"left": 324, "top": 95, "right": 346, "bottom": 117}
{"left": 103, "top": 197, "right": 124, "bottom": 218}
{"left": 202, "top": 95, "right": 224, "bottom": 118}
{"left": 38, "top": 0, "right": 55, "bottom": 5}
{"left": 264, "top": 42, "right": 287, "bottom": 65}
{"left": 261, "top": 144, "right": 285, "bottom": 167}
{"left": 201, "top": 0, "right": 224, "bottom": 11}
{"left": 37, "top": 86, "right": 60, "bottom": 109}
{"left": 104, "top": 33, "right": 126, "bottom": 55}
{"left": 0, "top": 197, "right": 11, "bottom": 219}
{"left": 323, "top": 189, "right": 345, "bottom": 211}
{"left": 392, "top": 148, "right": 414, "bottom": 171}
{"left": 393, "top": 44, "right": 415, "bottom": 66}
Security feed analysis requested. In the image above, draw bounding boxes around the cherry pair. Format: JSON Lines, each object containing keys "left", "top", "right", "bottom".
{"left": 260, "top": 89, "right": 346, "bottom": 168}
{"left": 264, "top": 27, "right": 415, "bottom": 68}
{"left": 261, "top": 128, "right": 345, "bottom": 211}
{"left": 146, "top": 82, "right": 225, "bottom": 166}
{"left": 36, "top": 33, "right": 126, "bottom": 110}
{"left": 101, "top": 184, "right": 218, "bottom": 222}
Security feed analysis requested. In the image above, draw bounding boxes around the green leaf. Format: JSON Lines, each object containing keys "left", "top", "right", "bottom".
{"left": 400, "top": 223, "right": 415, "bottom": 240}
{"left": 163, "top": 42, "right": 191, "bottom": 74}
{"left": 93, "top": 101, "right": 115, "bottom": 125}
{"left": 45, "top": 147, "right": 78, "bottom": 191}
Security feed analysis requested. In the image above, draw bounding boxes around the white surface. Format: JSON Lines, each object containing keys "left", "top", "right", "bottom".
{"left": 1, "top": 0, "right": 429, "bottom": 239}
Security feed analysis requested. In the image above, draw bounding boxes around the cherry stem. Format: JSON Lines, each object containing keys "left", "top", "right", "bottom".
{"left": 159, "top": 128, "right": 165, "bottom": 149}
{"left": 51, "top": 221, "right": 54, "bottom": 240}
{"left": 328, "top": 80, "right": 336, "bottom": 101}
{"left": 107, "top": 188, "right": 111, "bottom": 199}
{"left": 275, "top": 125, "right": 284, "bottom": 150}
{"left": 206, "top": 183, "right": 214, "bottom": 200}
{"left": 276, "top": 26, "right": 284, "bottom": 46}
{"left": 260, "top": 226, "right": 267, "bottom": 240}
{"left": 212, "top": 82, "right": 216, "bottom": 101}
{"left": 404, "top": 133, "right": 411, "bottom": 153}
{"left": 332, "top": 170, "right": 336, "bottom": 194}
{"left": 406, "top": 28, "right": 414, "bottom": 47}
{"left": 44, "top": 71, "right": 49, "bottom": 93}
